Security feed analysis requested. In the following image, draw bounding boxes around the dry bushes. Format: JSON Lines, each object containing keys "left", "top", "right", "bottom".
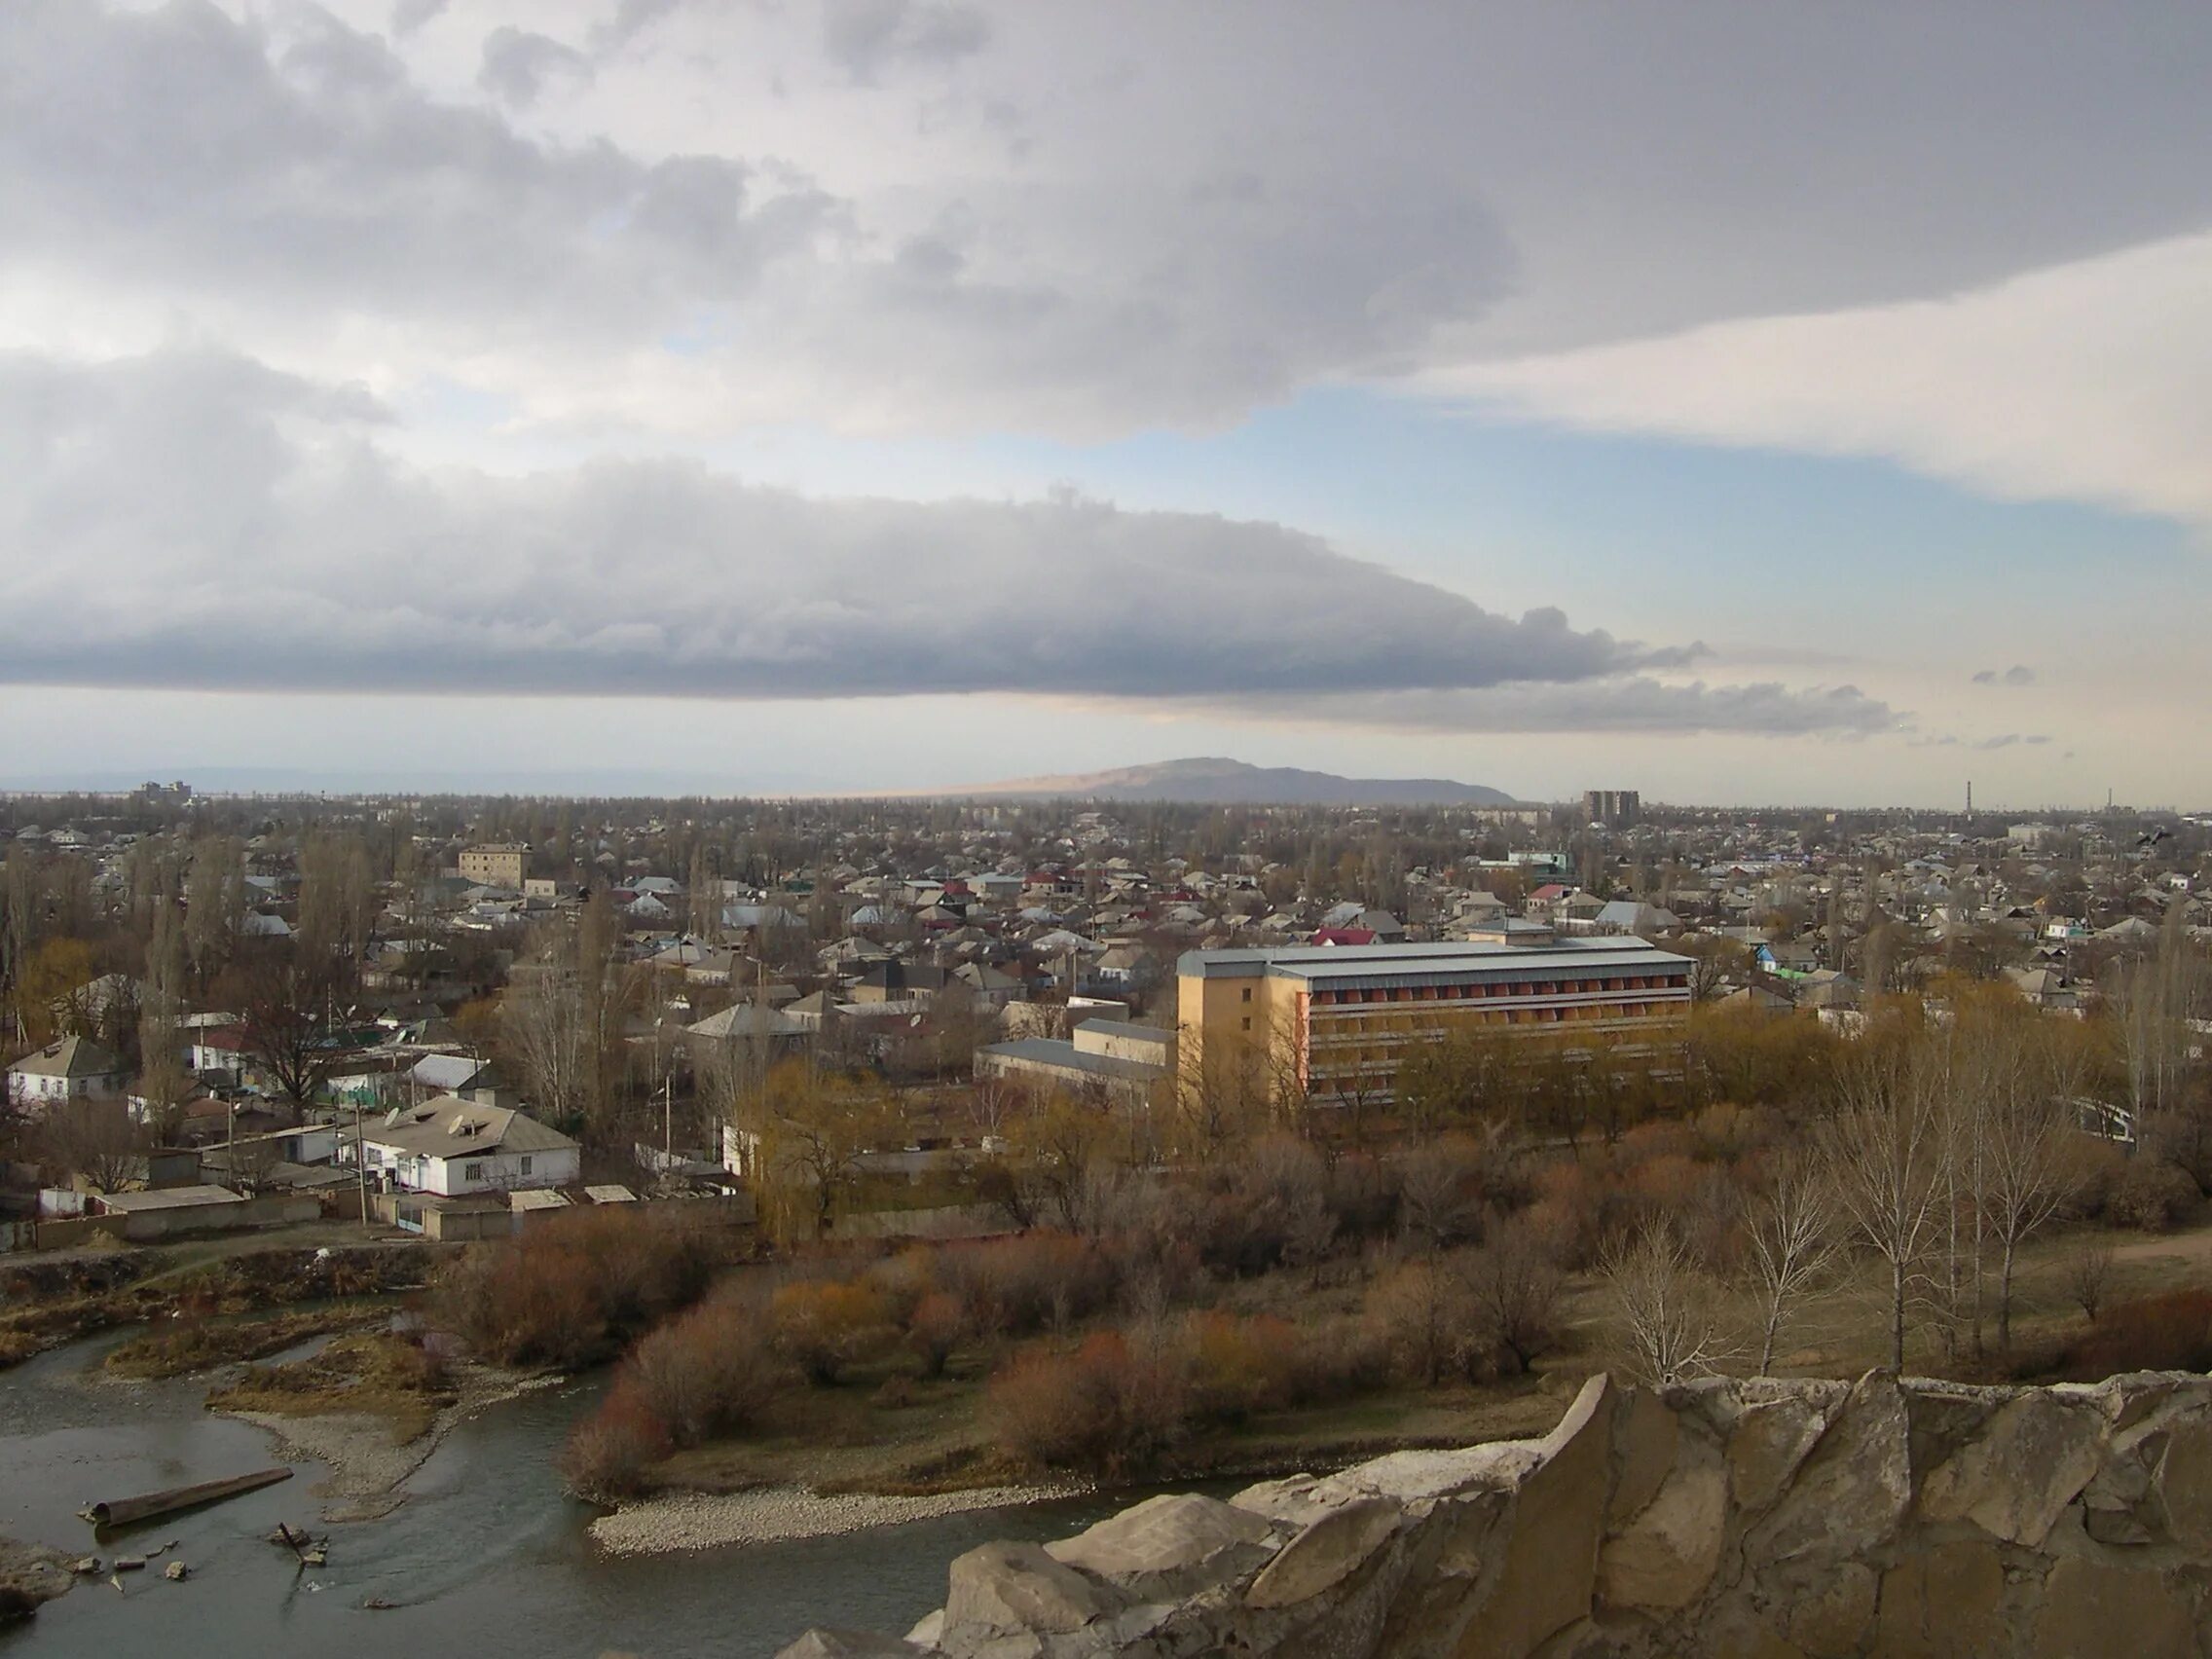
{"left": 770, "top": 1279, "right": 894, "bottom": 1384}
{"left": 2105, "top": 1161, "right": 2200, "bottom": 1233}
{"left": 560, "top": 1382, "right": 672, "bottom": 1501}
{"left": 2061, "top": 1289, "right": 2212, "bottom": 1381}
{"left": 628, "top": 1297, "right": 791, "bottom": 1442}
{"left": 433, "top": 1206, "right": 722, "bottom": 1369}
{"left": 987, "top": 1307, "right": 1382, "bottom": 1475}
{"left": 935, "top": 1233, "right": 1115, "bottom": 1340}
{"left": 988, "top": 1329, "right": 1188, "bottom": 1475}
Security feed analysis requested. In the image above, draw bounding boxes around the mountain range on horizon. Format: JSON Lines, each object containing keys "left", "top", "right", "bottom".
{"left": 939, "top": 756, "right": 1522, "bottom": 807}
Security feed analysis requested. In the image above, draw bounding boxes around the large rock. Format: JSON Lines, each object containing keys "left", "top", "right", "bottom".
{"left": 1780, "top": 1561, "right": 1874, "bottom": 1659}
{"left": 1047, "top": 1493, "right": 1275, "bottom": 1600}
{"left": 941, "top": 1541, "right": 1123, "bottom": 1641}
{"left": 782, "top": 1373, "right": 2212, "bottom": 1659}
{"left": 1452, "top": 1374, "right": 1615, "bottom": 1659}
{"left": 1917, "top": 1392, "right": 2103, "bottom": 1547}
{"left": 1725, "top": 1393, "right": 1833, "bottom": 1516}
{"left": 1243, "top": 1496, "right": 1401, "bottom": 1610}
{"left": 2152, "top": 1412, "right": 2212, "bottom": 1550}
{"left": 1595, "top": 1431, "right": 1727, "bottom": 1611}
{"left": 2034, "top": 1556, "right": 2194, "bottom": 1659}
{"left": 1606, "top": 1386, "right": 1677, "bottom": 1527}
{"left": 776, "top": 1634, "right": 923, "bottom": 1659}
{"left": 1756, "top": 1372, "right": 1912, "bottom": 1562}
{"left": 1873, "top": 1537, "right": 2006, "bottom": 1658}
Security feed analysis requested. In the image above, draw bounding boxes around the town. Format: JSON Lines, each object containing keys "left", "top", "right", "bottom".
{"left": 4, "top": 782, "right": 2190, "bottom": 1255}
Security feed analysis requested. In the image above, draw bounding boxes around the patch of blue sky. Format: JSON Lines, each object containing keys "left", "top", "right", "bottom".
{"left": 957, "top": 385, "right": 2195, "bottom": 648}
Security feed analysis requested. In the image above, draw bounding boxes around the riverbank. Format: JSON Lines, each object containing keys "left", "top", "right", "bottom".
{"left": 588, "top": 1480, "right": 1089, "bottom": 1556}
{"left": 223, "top": 1358, "right": 557, "bottom": 1522}
{"left": 0, "top": 1536, "right": 75, "bottom": 1621}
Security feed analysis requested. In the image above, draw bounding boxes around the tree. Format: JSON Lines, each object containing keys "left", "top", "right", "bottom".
{"left": 1602, "top": 1222, "right": 1736, "bottom": 1386}
{"left": 1741, "top": 1151, "right": 1838, "bottom": 1374}
{"left": 502, "top": 958, "right": 594, "bottom": 1130}
{"left": 1461, "top": 1214, "right": 1566, "bottom": 1376}
{"left": 45, "top": 1099, "right": 142, "bottom": 1195}
{"left": 1980, "top": 1061, "right": 2090, "bottom": 1352}
{"left": 1820, "top": 1035, "right": 1951, "bottom": 1371}
{"left": 234, "top": 957, "right": 339, "bottom": 1109}
{"left": 740, "top": 1062, "right": 892, "bottom": 1242}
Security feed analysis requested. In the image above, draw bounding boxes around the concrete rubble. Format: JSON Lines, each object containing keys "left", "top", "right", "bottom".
{"left": 779, "top": 1370, "right": 2212, "bottom": 1658}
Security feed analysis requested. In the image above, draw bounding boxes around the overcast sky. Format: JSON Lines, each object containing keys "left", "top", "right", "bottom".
{"left": 4, "top": 0, "right": 2208, "bottom": 807}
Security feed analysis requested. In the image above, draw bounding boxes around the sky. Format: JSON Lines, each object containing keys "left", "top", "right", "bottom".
{"left": 3, "top": 1, "right": 2208, "bottom": 808}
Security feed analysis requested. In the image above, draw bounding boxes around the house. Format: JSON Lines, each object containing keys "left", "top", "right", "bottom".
{"left": 7, "top": 1035, "right": 129, "bottom": 1112}
{"left": 345, "top": 1098, "right": 580, "bottom": 1197}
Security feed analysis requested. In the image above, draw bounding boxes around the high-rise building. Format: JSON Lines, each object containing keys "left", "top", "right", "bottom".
{"left": 1584, "top": 790, "right": 1641, "bottom": 829}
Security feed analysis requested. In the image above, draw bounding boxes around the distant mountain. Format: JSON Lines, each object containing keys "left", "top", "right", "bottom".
{"left": 946, "top": 756, "right": 1521, "bottom": 807}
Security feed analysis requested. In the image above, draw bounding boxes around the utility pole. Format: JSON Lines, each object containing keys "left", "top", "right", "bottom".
{"left": 354, "top": 1093, "right": 371, "bottom": 1234}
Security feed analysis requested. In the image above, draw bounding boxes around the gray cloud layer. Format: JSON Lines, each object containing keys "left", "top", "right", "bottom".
{"left": 2, "top": 348, "right": 1759, "bottom": 712}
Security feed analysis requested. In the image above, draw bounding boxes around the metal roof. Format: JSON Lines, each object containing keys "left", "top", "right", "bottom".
{"left": 1178, "top": 938, "right": 1689, "bottom": 984}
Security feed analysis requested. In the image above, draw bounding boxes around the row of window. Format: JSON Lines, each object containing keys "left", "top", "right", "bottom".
{"left": 1308, "top": 975, "right": 1685, "bottom": 1006}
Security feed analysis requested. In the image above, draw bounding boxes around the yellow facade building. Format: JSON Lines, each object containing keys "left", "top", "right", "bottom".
{"left": 1176, "top": 929, "right": 1693, "bottom": 1109}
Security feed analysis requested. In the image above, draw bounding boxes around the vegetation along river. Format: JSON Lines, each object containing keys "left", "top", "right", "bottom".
{"left": 0, "top": 1328, "right": 1131, "bottom": 1658}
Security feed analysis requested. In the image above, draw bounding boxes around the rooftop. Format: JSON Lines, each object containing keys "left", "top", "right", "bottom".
{"left": 1178, "top": 937, "right": 1689, "bottom": 985}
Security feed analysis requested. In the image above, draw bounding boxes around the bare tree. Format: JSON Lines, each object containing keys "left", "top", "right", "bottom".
{"left": 235, "top": 958, "right": 338, "bottom": 1110}
{"left": 1981, "top": 1088, "right": 2087, "bottom": 1352}
{"left": 502, "top": 962, "right": 593, "bottom": 1128}
{"left": 1462, "top": 1214, "right": 1566, "bottom": 1376}
{"left": 1602, "top": 1222, "right": 1738, "bottom": 1386}
{"left": 1820, "top": 1038, "right": 1951, "bottom": 1371}
{"left": 2065, "top": 1236, "right": 2116, "bottom": 1326}
{"left": 45, "top": 1100, "right": 143, "bottom": 1195}
{"left": 1742, "top": 1151, "right": 1840, "bottom": 1374}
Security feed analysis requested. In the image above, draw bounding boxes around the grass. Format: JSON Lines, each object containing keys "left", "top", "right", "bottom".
{"left": 103, "top": 1306, "right": 386, "bottom": 1380}
{"left": 205, "top": 1332, "right": 457, "bottom": 1443}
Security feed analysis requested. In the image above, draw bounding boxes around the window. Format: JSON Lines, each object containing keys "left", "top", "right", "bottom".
{"left": 520, "top": 1156, "right": 534, "bottom": 1177}
{"left": 1240, "top": 986, "right": 1253, "bottom": 1003}
{"left": 465, "top": 1160, "right": 486, "bottom": 1183}
{"left": 1240, "top": 1016, "right": 1252, "bottom": 1032}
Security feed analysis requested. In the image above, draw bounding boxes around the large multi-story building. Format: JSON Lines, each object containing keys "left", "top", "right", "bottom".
{"left": 458, "top": 842, "right": 529, "bottom": 888}
{"left": 1177, "top": 929, "right": 1693, "bottom": 1108}
{"left": 1584, "top": 790, "right": 1641, "bottom": 829}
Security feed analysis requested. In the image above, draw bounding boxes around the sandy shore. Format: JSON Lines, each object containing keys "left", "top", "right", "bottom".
{"left": 589, "top": 1482, "right": 1088, "bottom": 1557}
{"left": 0, "top": 1536, "right": 76, "bottom": 1616}
{"left": 228, "top": 1363, "right": 556, "bottom": 1523}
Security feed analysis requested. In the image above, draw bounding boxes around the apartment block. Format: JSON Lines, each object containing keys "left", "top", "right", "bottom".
{"left": 1177, "top": 930, "right": 1692, "bottom": 1107}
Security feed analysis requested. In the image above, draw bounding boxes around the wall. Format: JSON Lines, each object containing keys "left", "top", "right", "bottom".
{"left": 114, "top": 1193, "right": 320, "bottom": 1240}
{"left": 786, "top": 1370, "right": 2212, "bottom": 1659}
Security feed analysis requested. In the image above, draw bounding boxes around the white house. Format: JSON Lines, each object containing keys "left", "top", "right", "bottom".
{"left": 344, "top": 1098, "right": 580, "bottom": 1197}
{"left": 7, "top": 1035, "right": 129, "bottom": 1112}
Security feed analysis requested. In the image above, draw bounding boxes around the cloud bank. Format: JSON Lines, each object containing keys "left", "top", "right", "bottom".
{"left": 0, "top": 347, "right": 1884, "bottom": 735}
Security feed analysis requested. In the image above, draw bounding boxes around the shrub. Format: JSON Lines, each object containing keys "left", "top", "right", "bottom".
{"left": 935, "top": 1233, "right": 1115, "bottom": 1339}
{"left": 1183, "top": 1310, "right": 1300, "bottom": 1424}
{"left": 906, "top": 1291, "right": 967, "bottom": 1380}
{"left": 770, "top": 1278, "right": 892, "bottom": 1384}
{"left": 2106, "top": 1161, "right": 2199, "bottom": 1233}
{"left": 1370, "top": 1255, "right": 1478, "bottom": 1385}
{"left": 626, "top": 1297, "right": 790, "bottom": 1445}
{"left": 987, "top": 1329, "right": 1187, "bottom": 1475}
{"left": 559, "top": 1381, "right": 670, "bottom": 1501}
{"left": 432, "top": 1206, "right": 726, "bottom": 1369}
{"left": 2061, "top": 1289, "right": 2212, "bottom": 1381}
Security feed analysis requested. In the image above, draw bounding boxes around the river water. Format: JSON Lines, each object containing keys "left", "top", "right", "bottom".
{"left": 0, "top": 1331, "right": 1137, "bottom": 1658}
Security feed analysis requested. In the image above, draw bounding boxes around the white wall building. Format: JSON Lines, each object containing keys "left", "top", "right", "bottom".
{"left": 344, "top": 1098, "right": 580, "bottom": 1197}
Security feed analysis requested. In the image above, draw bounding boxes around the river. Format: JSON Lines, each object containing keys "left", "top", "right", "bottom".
{"left": 0, "top": 1331, "right": 1140, "bottom": 1658}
